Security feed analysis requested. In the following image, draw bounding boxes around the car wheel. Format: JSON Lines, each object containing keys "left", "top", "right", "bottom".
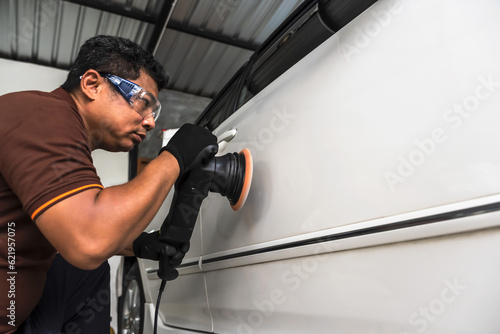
{"left": 118, "top": 262, "right": 144, "bottom": 334}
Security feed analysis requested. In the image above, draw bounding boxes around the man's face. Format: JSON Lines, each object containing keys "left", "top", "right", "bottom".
{"left": 90, "top": 71, "right": 160, "bottom": 152}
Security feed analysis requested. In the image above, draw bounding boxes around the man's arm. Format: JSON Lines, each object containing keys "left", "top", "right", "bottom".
{"left": 118, "top": 245, "right": 135, "bottom": 257}
{"left": 36, "top": 151, "right": 178, "bottom": 270}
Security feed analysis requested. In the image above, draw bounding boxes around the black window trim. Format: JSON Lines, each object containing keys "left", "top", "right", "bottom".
{"left": 195, "top": 0, "right": 319, "bottom": 128}
{"left": 195, "top": 0, "right": 379, "bottom": 129}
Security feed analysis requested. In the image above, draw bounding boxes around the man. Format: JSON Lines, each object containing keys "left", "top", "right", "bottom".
{"left": 0, "top": 35, "right": 217, "bottom": 333}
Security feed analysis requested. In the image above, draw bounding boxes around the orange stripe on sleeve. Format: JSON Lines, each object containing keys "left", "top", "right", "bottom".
{"left": 31, "top": 184, "right": 104, "bottom": 220}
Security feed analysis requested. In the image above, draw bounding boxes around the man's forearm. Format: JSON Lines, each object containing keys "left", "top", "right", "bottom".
{"left": 35, "top": 151, "right": 179, "bottom": 269}
{"left": 117, "top": 244, "right": 135, "bottom": 257}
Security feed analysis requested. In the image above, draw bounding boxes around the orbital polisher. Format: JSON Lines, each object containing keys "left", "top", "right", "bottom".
{"left": 157, "top": 147, "right": 253, "bottom": 279}
{"left": 153, "top": 148, "right": 253, "bottom": 333}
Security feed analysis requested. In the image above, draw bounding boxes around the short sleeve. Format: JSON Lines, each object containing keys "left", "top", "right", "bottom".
{"left": 0, "top": 90, "right": 103, "bottom": 221}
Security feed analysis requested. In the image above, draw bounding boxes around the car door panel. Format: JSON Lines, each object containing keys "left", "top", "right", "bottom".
{"left": 200, "top": 0, "right": 500, "bottom": 254}
{"left": 199, "top": 0, "right": 500, "bottom": 333}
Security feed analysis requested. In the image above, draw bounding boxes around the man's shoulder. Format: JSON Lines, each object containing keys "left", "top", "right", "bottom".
{"left": 0, "top": 89, "right": 49, "bottom": 102}
{"left": 1, "top": 88, "right": 79, "bottom": 120}
{"left": 1, "top": 88, "right": 67, "bottom": 103}
{"left": 2, "top": 90, "right": 56, "bottom": 112}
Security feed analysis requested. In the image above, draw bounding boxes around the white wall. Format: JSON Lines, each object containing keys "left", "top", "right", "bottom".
{"left": 0, "top": 58, "right": 125, "bottom": 331}
{"left": 0, "top": 58, "right": 68, "bottom": 95}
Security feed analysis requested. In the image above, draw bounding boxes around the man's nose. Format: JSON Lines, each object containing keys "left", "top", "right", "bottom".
{"left": 142, "top": 117, "right": 155, "bottom": 131}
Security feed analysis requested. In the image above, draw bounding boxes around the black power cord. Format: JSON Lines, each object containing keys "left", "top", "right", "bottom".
{"left": 154, "top": 280, "right": 167, "bottom": 334}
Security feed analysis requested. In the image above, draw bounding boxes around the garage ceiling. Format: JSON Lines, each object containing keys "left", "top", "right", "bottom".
{"left": 0, "top": 0, "right": 304, "bottom": 98}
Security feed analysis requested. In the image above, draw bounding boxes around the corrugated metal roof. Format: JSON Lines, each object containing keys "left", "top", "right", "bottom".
{"left": 0, "top": 0, "right": 155, "bottom": 67}
{"left": 0, "top": 0, "right": 303, "bottom": 98}
{"left": 156, "top": 29, "right": 253, "bottom": 97}
{"left": 160, "top": 0, "right": 303, "bottom": 96}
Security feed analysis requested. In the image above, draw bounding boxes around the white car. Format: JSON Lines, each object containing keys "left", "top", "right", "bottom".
{"left": 116, "top": 0, "right": 500, "bottom": 333}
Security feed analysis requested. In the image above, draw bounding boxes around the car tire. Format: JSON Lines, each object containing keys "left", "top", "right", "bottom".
{"left": 118, "top": 262, "right": 145, "bottom": 334}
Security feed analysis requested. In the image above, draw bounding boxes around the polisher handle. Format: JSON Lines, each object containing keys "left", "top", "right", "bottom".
{"left": 157, "top": 171, "right": 210, "bottom": 281}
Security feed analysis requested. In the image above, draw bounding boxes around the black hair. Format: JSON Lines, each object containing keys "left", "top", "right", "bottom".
{"left": 61, "top": 35, "right": 168, "bottom": 92}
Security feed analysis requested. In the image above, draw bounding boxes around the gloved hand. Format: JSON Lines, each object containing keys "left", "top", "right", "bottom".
{"left": 159, "top": 123, "right": 218, "bottom": 177}
{"left": 133, "top": 231, "right": 190, "bottom": 268}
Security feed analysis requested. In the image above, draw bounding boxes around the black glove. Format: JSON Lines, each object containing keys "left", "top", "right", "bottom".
{"left": 133, "top": 231, "right": 190, "bottom": 268}
{"left": 159, "top": 123, "right": 218, "bottom": 176}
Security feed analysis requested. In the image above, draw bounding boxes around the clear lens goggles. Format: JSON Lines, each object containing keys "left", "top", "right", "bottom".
{"left": 103, "top": 73, "right": 161, "bottom": 121}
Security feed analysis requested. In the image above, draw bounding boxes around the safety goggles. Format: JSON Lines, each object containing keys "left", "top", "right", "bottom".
{"left": 103, "top": 73, "right": 161, "bottom": 121}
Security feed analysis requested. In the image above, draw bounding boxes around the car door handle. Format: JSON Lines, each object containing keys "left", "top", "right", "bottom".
{"left": 217, "top": 129, "right": 237, "bottom": 144}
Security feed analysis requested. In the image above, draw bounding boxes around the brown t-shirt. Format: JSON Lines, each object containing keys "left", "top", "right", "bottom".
{"left": 0, "top": 88, "right": 103, "bottom": 332}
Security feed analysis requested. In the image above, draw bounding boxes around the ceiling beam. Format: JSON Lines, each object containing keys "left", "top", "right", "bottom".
{"left": 63, "top": 0, "right": 256, "bottom": 51}
{"left": 167, "top": 21, "right": 258, "bottom": 51}
{"left": 63, "top": 0, "right": 157, "bottom": 24}
{"left": 148, "top": 0, "right": 176, "bottom": 53}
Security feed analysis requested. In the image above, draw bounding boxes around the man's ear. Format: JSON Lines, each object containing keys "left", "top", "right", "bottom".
{"left": 79, "top": 69, "right": 103, "bottom": 100}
